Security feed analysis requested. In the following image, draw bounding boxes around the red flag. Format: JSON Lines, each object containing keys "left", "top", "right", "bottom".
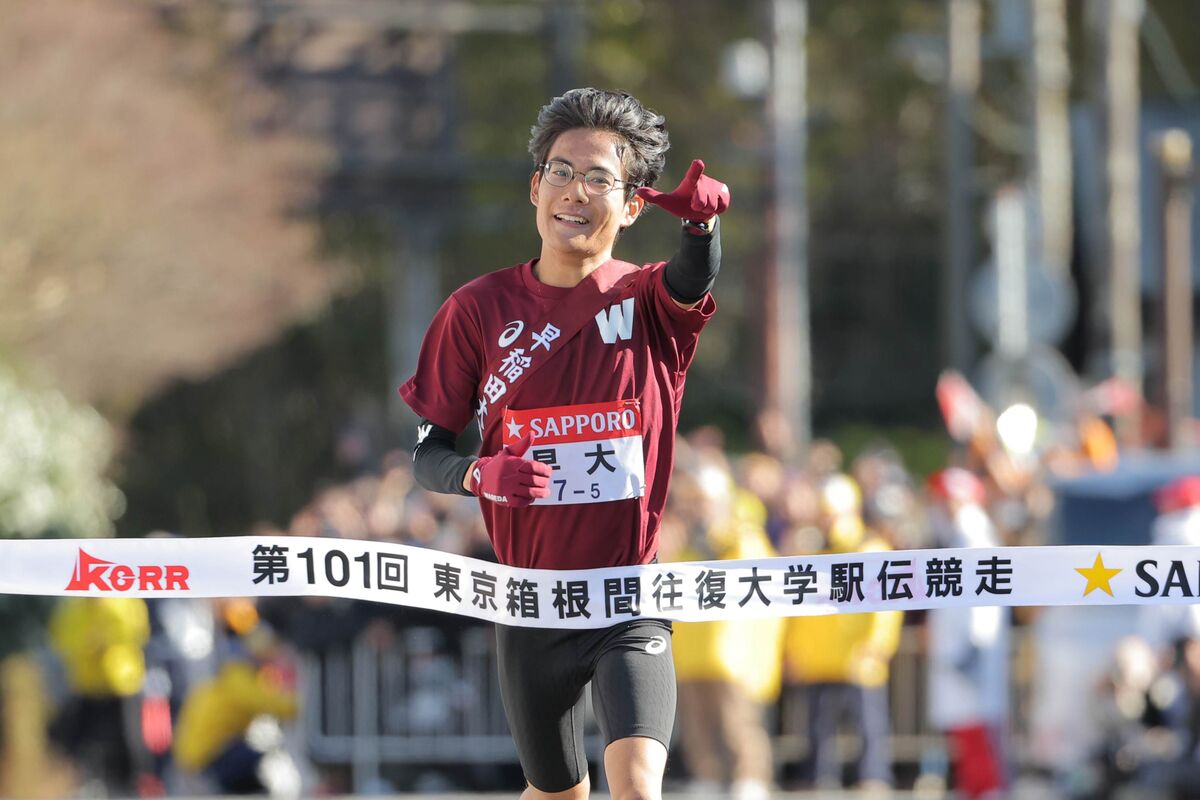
{"left": 936, "top": 370, "right": 987, "bottom": 442}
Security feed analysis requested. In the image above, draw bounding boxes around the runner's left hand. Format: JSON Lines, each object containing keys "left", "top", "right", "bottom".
{"left": 469, "top": 433, "right": 551, "bottom": 508}
{"left": 635, "top": 159, "right": 730, "bottom": 219}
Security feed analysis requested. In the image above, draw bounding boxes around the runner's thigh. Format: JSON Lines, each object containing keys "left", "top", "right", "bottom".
{"left": 495, "top": 625, "right": 590, "bottom": 792}
{"left": 589, "top": 619, "right": 677, "bottom": 747}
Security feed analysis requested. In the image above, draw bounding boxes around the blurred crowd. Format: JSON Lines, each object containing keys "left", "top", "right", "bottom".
{"left": 3, "top": 398, "right": 1200, "bottom": 800}
{"left": 662, "top": 425, "right": 1014, "bottom": 800}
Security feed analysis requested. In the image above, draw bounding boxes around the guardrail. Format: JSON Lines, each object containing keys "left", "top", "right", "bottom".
{"left": 299, "top": 623, "right": 1032, "bottom": 793}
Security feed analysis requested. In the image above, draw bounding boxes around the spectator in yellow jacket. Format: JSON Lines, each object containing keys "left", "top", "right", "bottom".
{"left": 47, "top": 597, "right": 151, "bottom": 795}
{"left": 173, "top": 620, "right": 298, "bottom": 794}
{"left": 783, "top": 474, "right": 904, "bottom": 792}
{"left": 667, "top": 448, "right": 785, "bottom": 800}
{"left": 49, "top": 597, "right": 150, "bottom": 699}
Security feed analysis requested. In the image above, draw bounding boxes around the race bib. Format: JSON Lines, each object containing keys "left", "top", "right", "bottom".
{"left": 501, "top": 400, "right": 645, "bottom": 505}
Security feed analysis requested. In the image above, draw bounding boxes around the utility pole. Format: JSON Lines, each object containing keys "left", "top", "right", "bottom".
{"left": 944, "top": 0, "right": 981, "bottom": 373}
{"left": 994, "top": 186, "right": 1030, "bottom": 367}
{"left": 1029, "top": 0, "right": 1072, "bottom": 278}
{"left": 548, "top": 0, "right": 583, "bottom": 95}
{"left": 1094, "top": 0, "right": 1145, "bottom": 442}
{"left": 767, "top": 0, "right": 811, "bottom": 457}
{"left": 388, "top": 209, "right": 441, "bottom": 427}
{"left": 1154, "top": 129, "right": 1194, "bottom": 451}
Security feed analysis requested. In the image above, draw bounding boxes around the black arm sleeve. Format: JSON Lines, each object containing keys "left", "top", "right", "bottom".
{"left": 662, "top": 217, "right": 722, "bottom": 304}
{"left": 412, "top": 420, "right": 475, "bottom": 496}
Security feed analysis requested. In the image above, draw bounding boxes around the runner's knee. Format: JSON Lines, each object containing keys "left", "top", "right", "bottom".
{"left": 610, "top": 790, "right": 657, "bottom": 800}
{"left": 523, "top": 772, "right": 589, "bottom": 800}
{"left": 604, "top": 736, "right": 666, "bottom": 800}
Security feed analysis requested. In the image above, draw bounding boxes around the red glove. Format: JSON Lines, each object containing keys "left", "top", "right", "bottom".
{"left": 469, "top": 433, "right": 552, "bottom": 507}
{"left": 636, "top": 159, "right": 730, "bottom": 219}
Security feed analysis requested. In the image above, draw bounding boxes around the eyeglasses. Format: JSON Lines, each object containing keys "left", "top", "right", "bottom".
{"left": 538, "top": 160, "right": 633, "bottom": 196}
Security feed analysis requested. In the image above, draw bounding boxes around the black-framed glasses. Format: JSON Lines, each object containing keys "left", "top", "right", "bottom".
{"left": 538, "top": 160, "right": 632, "bottom": 196}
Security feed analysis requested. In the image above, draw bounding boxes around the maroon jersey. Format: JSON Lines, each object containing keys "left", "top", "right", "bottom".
{"left": 400, "top": 258, "right": 714, "bottom": 570}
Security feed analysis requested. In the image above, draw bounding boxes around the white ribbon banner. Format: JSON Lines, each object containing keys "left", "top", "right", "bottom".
{"left": 1, "top": 536, "right": 1197, "bottom": 629}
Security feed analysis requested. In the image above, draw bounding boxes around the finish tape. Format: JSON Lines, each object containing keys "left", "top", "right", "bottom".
{"left": 1, "top": 536, "right": 1192, "bottom": 628}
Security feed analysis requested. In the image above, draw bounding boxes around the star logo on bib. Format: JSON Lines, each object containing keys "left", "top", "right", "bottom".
{"left": 1076, "top": 553, "right": 1122, "bottom": 597}
{"left": 506, "top": 419, "right": 524, "bottom": 440}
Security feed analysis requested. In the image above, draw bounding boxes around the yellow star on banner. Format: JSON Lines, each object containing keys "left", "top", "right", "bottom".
{"left": 1076, "top": 553, "right": 1122, "bottom": 597}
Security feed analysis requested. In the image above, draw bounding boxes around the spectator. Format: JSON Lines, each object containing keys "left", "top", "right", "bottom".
{"left": 668, "top": 455, "right": 784, "bottom": 800}
{"left": 853, "top": 446, "right": 922, "bottom": 551}
{"left": 1149, "top": 637, "right": 1200, "bottom": 797}
{"left": 172, "top": 615, "right": 299, "bottom": 796}
{"left": 804, "top": 439, "right": 844, "bottom": 482}
{"left": 47, "top": 596, "right": 152, "bottom": 795}
{"left": 738, "top": 451, "right": 789, "bottom": 548}
{"left": 1090, "top": 636, "right": 1169, "bottom": 797}
{"left": 142, "top": 596, "right": 218, "bottom": 794}
{"left": 925, "top": 468, "right": 1010, "bottom": 800}
{"left": 0, "top": 593, "right": 58, "bottom": 798}
{"left": 1151, "top": 476, "right": 1200, "bottom": 546}
{"left": 783, "top": 474, "right": 902, "bottom": 793}
{"left": 776, "top": 474, "right": 823, "bottom": 557}
{"left": 1140, "top": 477, "right": 1200, "bottom": 649}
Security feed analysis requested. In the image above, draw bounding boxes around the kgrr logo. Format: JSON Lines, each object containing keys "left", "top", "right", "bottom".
{"left": 65, "top": 548, "right": 190, "bottom": 592}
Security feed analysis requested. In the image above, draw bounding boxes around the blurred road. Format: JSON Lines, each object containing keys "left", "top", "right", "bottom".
{"left": 159, "top": 788, "right": 1070, "bottom": 800}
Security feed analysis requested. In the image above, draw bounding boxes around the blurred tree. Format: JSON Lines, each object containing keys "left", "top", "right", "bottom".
{"left": 0, "top": 0, "right": 341, "bottom": 418}
{"left": 0, "top": 366, "right": 121, "bottom": 657}
{"left": 0, "top": 368, "right": 122, "bottom": 542}
{"left": 117, "top": 288, "right": 389, "bottom": 536}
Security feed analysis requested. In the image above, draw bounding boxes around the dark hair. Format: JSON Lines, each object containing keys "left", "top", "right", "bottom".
{"left": 528, "top": 88, "right": 669, "bottom": 199}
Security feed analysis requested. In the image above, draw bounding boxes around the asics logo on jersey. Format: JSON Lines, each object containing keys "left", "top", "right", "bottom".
{"left": 498, "top": 320, "right": 525, "bottom": 347}
{"left": 594, "top": 298, "right": 635, "bottom": 343}
{"left": 644, "top": 635, "right": 667, "bottom": 655}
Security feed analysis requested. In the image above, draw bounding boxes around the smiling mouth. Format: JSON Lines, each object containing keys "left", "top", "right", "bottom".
{"left": 553, "top": 213, "right": 590, "bottom": 227}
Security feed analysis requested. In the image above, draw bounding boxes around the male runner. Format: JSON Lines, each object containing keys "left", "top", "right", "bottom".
{"left": 399, "top": 87, "right": 729, "bottom": 800}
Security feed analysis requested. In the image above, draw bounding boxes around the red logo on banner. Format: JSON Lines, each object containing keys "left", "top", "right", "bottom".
{"left": 65, "top": 549, "right": 190, "bottom": 592}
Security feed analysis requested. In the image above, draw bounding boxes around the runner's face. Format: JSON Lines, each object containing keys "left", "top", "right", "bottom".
{"left": 530, "top": 128, "right": 643, "bottom": 261}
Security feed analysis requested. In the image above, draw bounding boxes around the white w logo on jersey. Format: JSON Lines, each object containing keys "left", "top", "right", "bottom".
{"left": 594, "top": 297, "right": 635, "bottom": 344}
